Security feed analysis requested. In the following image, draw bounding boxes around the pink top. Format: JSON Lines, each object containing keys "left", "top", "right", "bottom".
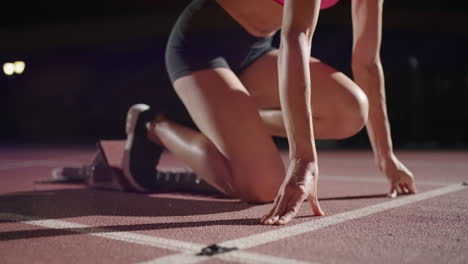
{"left": 274, "top": 0, "right": 340, "bottom": 10}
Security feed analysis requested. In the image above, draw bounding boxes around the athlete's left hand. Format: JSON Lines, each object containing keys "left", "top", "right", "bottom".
{"left": 380, "top": 154, "right": 417, "bottom": 198}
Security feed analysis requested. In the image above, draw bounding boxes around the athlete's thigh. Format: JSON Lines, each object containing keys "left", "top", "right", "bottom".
{"left": 173, "top": 67, "right": 285, "bottom": 202}
{"left": 239, "top": 49, "right": 366, "bottom": 117}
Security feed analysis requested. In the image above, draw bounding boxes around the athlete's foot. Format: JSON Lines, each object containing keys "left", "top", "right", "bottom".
{"left": 122, "top": 104, "right": 164, "bottom": 192}
{"left": 144, "top": 113, "right": 225, "bottom": 195}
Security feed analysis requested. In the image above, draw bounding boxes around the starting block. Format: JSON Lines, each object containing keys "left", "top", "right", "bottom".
{"left": 87, "top": 140, "right": 132, "bottom": 191}
{"left": 39, "top": 140, "right": 223, "bottom": 195}
{"left": 39, "top": 140, "right": 133, "bottom": 192}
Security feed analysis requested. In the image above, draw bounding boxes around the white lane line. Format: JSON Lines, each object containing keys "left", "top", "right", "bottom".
{"left": 317, "top": 159, "right": 468, "bottom": 169}
{"left": 143, "top": 183, "right": 466, "bottom": 264}
{"left": 0, "top": 160, "right": 83, "bottom": 171}
{"left": 0, "top": 213, "right": 312, "bottom": 264}
{"left": 219, "top": 184, "right": 467, "bottom": 249}
{"left": 0, "top": 212, "right": 202, "bottom": 253}
{"left": 217, "top": 251, "right": 317, "bottom": 264}
{"left": 137, "top": 251, "right": 314, "bottom": 264}
{"left": 137, "top": 253, "right": 209, "bottom": 264}
{"left": 321, "top": 175, "right": 449, "bottom": 186}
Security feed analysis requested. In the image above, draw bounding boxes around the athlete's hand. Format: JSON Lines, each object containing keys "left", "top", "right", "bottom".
{"left": 261, "top": 159, "right": 325, "bottom": 225}
{"left": 380, "top": 154, "right": 417, "bottom": 198}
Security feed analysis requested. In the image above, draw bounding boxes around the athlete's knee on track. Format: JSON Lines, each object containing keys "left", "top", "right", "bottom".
{"left": 194, "top": 138, "right": 237, "bottom": 195}
{"left": 237, "top": 186, "right": 277, "bottom": 204}
{"left": 231, "top": 172, "right": 280, "bottom": 203}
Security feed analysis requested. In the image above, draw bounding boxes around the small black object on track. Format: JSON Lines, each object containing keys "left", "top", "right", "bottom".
{"left": 197, "top": 244, "right": 238, "bottom": 256}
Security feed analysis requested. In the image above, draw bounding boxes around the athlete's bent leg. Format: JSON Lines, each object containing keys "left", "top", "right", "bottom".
{"left": 151, "top": 68, "right": 285, "bottom": 202}
{"left": 239, "top": 50, "right": 369, "bottom": 139}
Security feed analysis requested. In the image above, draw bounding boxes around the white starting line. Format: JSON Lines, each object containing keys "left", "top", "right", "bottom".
{"left": 321, "top": 175, "right": 449, "bottom": 186}
{"left": 1, "top": 184, "right": 466, "bottom": 264}
{"left": 219, "top": 183, "right": 467, "bottom": 249}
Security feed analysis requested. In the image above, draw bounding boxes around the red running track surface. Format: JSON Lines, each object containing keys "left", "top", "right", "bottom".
{"left": 0, "top": 145, "right": 467, "bottom": 264}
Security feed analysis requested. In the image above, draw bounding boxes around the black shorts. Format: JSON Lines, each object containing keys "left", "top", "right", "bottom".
{"left": 165, "top": 0, "right": 276, "bottom": 83}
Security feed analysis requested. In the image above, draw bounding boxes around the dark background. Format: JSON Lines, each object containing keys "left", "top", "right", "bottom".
{"left": 1, "top": 0, "right": 467, "bottom": 149}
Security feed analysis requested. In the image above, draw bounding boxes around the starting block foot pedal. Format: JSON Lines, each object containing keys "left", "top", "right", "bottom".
{"left": 39, "top": 140, "right": 132, "bottom": 192}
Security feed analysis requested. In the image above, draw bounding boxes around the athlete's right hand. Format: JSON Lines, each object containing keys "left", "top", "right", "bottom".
{"left": 261, "top": 159, "right": 325, "bottom": 225}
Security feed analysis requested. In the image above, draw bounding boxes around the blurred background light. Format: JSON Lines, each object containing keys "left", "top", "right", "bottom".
{"left": 13, "top": 61, "right": 25, "bottom": 74}
{"left": 3, "top": 63, "right": 15, "bottom": 75}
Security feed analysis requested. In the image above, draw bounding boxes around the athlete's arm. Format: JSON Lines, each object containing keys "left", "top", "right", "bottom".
{"left": 351, "top": 0, "right": 416, "bottom": 196}
{"left": 262, "top": 0, "right": 324, "bottom": 225}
